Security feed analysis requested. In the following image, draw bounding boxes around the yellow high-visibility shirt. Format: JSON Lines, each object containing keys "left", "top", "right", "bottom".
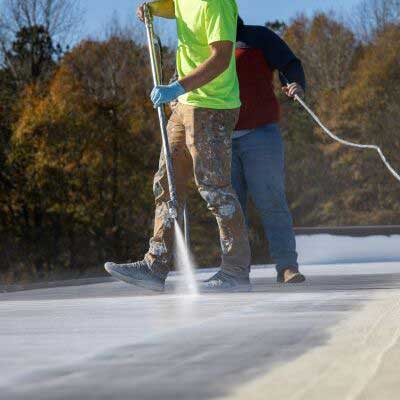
{"left": 174, "top": 0, "right": 241, "bottom": 109}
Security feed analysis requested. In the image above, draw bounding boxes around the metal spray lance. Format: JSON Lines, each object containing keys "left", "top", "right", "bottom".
{"left": 144, "top": 4, "right": 178, "bottom": 220}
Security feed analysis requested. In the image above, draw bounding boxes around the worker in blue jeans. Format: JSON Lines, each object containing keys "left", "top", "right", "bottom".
{"left": 234, "top": 17, "right": 306, "bottom": 283}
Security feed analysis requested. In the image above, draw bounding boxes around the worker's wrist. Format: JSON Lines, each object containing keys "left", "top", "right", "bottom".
{"left": 171, "top": 81, "right": 186, "bottom": 97}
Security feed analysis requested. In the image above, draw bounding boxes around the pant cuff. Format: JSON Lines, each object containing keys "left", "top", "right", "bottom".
{"left": 276, "top": 262, "right": 299, "bottom": 274}
{"left": 144, "top": 254, "right": 170, "bottom": 280}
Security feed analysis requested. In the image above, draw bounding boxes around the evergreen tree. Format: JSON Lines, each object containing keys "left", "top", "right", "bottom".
{"left": 5, "top": 25, "right": 60, "bottom": 85}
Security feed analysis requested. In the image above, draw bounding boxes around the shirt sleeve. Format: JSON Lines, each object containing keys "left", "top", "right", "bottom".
{"left": 279, "top": 60, "right": 306, "bottom": 92}
{"left": 241, "top": 25, "right": 306, "bottom": 91}
{"left": 204, "top": 0, "right": 237, "bottom": 44}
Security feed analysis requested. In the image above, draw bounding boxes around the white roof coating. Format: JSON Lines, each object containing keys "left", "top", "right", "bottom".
{"left": 1, "top": 236, "right": 400, "bottom": 400}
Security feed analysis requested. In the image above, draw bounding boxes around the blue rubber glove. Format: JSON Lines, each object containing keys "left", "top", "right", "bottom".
{"left": 151, "top": 81, "right": 186, "bottom": 108}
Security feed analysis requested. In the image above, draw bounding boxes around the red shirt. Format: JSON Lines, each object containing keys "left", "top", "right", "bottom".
{"left": 235, "top": 47, "right": 280, "bottom": 130}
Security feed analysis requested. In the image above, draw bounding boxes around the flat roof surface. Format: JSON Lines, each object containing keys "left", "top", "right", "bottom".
{"left": 1, "top": 262, "right": 400, "bottom": 400}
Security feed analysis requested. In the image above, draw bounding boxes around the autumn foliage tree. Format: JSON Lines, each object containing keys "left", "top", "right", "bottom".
{"left": 1, "top": 5, "right": 400, "bottom": 284}
{"left": 278, "top": 13, "right": 359, "bottom": 225}
{"left": 280, "top": 13, "right": 400, "bottom": 226}
{"left": 1, "top": 36, "right": 172, "bottom": 282}
{"left": 333, "top": 26, "right": 400, "bottom": 224}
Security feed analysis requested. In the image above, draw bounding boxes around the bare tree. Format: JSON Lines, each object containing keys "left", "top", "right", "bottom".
{"left": 286, "top": 13, "right": 357, "bottom": 102}
{"left": 0, "top": 0, "right": 83, "bottom": 51}
{"left": 354, "top": 0, "right": 400, "bottom": 41}
{"left": 0, "top": 0, "right": 83, "bottom": 83}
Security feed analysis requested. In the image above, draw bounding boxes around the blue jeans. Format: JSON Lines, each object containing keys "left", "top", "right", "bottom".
{"left": 232, "top": 123, "right": 298, "bottom": 272}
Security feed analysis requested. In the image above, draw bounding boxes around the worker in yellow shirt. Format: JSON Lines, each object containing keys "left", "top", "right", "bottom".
{"left": 105, "top": 0, "right": 251, "bottom": 292}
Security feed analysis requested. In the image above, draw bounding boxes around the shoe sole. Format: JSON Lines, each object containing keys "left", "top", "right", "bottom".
{"left": 278, "top": 273, "right": 306, "bottom": 284}
{"left": 104, "top": 264, "right": 165, "bottom": 292}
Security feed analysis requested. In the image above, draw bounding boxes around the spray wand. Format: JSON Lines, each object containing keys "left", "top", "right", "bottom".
{"left": 144, "top": 4, "right": 178, "bottom": 219}
{"left": 281, "top": 75, "right": 400, "bottom": 183}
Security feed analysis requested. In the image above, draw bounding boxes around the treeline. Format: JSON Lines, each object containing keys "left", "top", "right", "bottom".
{"left": 0, "top": 0, "right": 399, "bottom": 284}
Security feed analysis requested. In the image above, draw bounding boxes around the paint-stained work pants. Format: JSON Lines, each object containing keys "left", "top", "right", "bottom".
{"left": 145, "top": 103, "right": 251, "bottom": 279}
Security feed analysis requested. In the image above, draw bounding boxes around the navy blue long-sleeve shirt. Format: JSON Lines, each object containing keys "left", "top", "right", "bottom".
{"left": 237, "top": 24, "right": 306, "bottom": 91}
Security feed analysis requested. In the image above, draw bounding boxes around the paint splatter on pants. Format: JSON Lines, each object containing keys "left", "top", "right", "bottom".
{"left": 145, "top": 103, "right": 251, "bottom": 279}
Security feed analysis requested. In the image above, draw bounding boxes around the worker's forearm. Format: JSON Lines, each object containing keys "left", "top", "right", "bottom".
{"left": 280, "top": 59, "right": 306, "bottom": 92}
{"left": 148, "top": 0, "right": 175, "bottom": 19}
{"left": 179, "top": 55, "right": 230, "bottom": 93}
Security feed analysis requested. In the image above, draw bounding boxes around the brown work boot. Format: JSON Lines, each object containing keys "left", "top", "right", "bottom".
{"left": 277, "top": 267, "right": 306, "bottom": 284}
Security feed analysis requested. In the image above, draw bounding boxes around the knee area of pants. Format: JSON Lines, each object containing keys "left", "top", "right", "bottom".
{"left": 258, "top": 204, "right": 290, "bottom": 214}
{"left": 258, "top": 208, "right": 292, "bottom": 221}
{"left": 198, "top": 187, "right": 235, "bottom": 205}
{"left": 198, "top": 188, "right": 238, "bottom": 219}
{"left": 218, "top": 203, "right": 237, "bottom": 218}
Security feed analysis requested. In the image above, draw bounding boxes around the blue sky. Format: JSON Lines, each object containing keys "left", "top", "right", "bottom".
{"left": 82, "top": 0, "right": 361, "bottom": 38}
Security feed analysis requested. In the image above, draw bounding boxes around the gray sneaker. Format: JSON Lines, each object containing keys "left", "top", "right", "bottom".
{"left": 104, "top": 260, "right": 165, "bottom": 292}
{"left": 200, "top": 270, "right": 251, "bottom": 293}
